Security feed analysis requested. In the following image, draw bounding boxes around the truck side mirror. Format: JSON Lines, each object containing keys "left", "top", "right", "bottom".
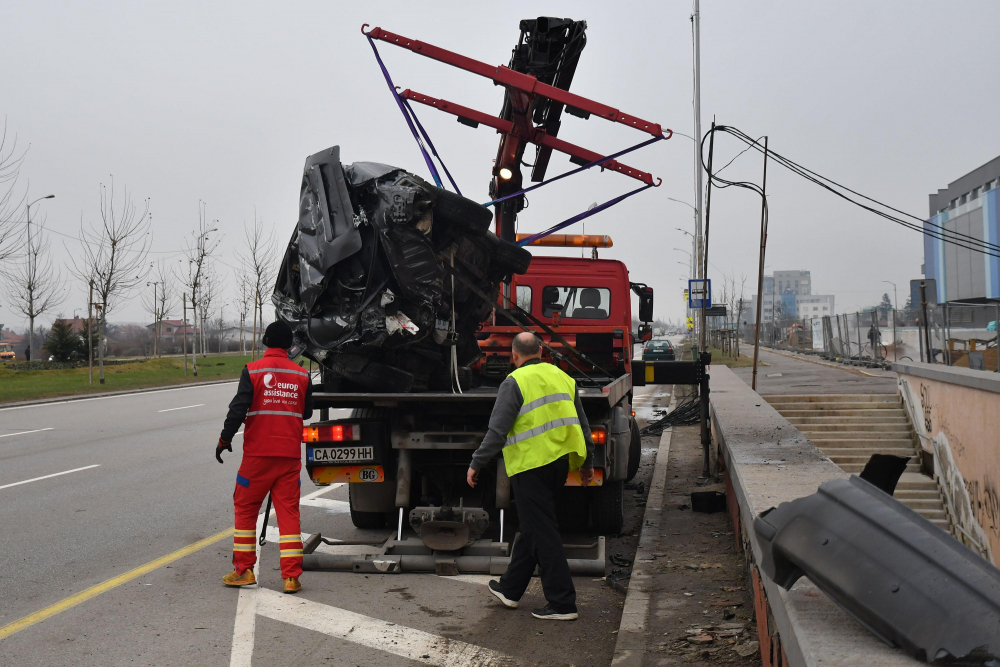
{"left": 637, "top": 324, "right": 652, "bottom": 341}
{"left": 630, "top": 282, "right": 654, "bottom": 323}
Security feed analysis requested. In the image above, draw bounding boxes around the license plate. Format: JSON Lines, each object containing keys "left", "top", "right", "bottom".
{"left": 565, "top": 469, "right": 604, "bottom": 487}
{"left": 308, "top": 446, "right": 374, "bottom": 463}
{"left": 311, "top": 465, "right": 384, "bottom": 484}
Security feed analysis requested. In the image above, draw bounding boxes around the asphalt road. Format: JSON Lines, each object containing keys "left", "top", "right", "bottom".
{"left": 729, "top": 347, "right": 897, "bottom": 394}
{"left": 0, "top": 379, "right": 667, "bottom": 666}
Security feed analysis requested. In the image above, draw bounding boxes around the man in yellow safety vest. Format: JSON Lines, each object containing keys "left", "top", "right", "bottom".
{"left": 467, "top": 332, "right": 595, "bottom": 621}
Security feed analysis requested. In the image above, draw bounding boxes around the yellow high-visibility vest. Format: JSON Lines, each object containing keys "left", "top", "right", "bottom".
{"left": 503, "top": 362, "right": 587, "bottom": 476}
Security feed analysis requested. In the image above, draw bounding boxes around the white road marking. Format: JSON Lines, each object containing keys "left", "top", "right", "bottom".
{"left": 0, "top": 464, "right": 100, "bottom": 491}
{"left": 299, "top": 496, "right": 350, "bottom": 513}
{"left": 157, "top": 403, "right": 205, "bottom": 413}
{"left": 0, "top": 427, "right": 54, "bottom": 439}
{"left": 256, "top": 588, "right": 521, "bottom": 667}
{"left": 0, "top": 381, "right": 239, "bottom": 411}
{"left": 439, "top": 574, "right": 494, "bottom": 586}
{"left": 229, "top": 482, "right": 343, "bottom": 667}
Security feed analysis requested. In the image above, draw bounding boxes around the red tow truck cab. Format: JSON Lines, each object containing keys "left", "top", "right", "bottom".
{"left": 476, "top": 256, "right": 648, "bottom": 381}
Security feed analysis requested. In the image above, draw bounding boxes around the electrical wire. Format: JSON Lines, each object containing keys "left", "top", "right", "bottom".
{"left": 701, "top": 125, "right": 1000, "bottom": 258}
{"left": 640, "top": 395, "right": 700, "bottom": 436}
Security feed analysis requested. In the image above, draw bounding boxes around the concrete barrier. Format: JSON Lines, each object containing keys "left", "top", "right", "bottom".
{"left": 710, "top": 365, "right": 919, "bottom": 666}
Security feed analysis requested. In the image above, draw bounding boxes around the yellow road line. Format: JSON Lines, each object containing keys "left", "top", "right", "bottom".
{"left": 0, "top": 527, "right": 235, "bottom": 641}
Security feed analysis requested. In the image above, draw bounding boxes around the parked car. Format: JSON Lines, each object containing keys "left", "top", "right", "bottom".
{"left": 642, "top": 339, "right": 675, "bottom": 361}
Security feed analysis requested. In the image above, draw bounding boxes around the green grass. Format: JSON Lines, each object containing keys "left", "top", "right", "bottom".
{"left": 706, "top": 345, "right": 760, "bottom": 368}
{"left": 0, "top": 355, "right": 253, "bottom": 404}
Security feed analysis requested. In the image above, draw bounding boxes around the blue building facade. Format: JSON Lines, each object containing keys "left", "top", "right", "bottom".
{"left": 925, "top": 157, "right": 1000, "bottom": 303}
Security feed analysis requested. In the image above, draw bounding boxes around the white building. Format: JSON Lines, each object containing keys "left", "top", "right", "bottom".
{"left": 795, "top": 294, "right": 835, "bottom": 318}
{"left": 774, "top": 270, "right": 811, "bottom": 296}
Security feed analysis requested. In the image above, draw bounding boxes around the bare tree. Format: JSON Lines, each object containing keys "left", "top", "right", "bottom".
{"left": 141, "top": 261, "right": 175, "bottom": 357}
{"left": 237, "top": 213, "right": 276, "bottom": 360}
{"left": 198, "top": 266, "right": 222, "bottom": 358}
{"left": 72, "top": 180, "right": 151, "bottom": 383}
{"left": 3, "top": 219, "right": 66, "bottom": 358}
{"left": 0, "top": 118, "right": 27, "bottom": 263}
{"left": 180, "top": 202, "right": 219, "bottom": 375}
{"left": 235, "top": 268, "right": 254, "bottom": 355}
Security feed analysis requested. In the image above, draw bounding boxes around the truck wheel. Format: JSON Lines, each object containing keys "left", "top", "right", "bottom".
{"left": 432, "top": 186, "right": 493, "bottom": 236}
{"left": 625, "top": 418, "right": 641, "bottom": 482}
{"left": 489, "top": 236, "right": 532, "bottom": 276}
{"left": 590, "top": 480, "right": 624, "bottom": 535}
{"left": 349, "top": 485, "right": 389, "bottom": 529}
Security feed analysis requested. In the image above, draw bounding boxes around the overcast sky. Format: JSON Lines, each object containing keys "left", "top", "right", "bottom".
{"left": 3, "top": 0, "right": 999, "bottom": 330}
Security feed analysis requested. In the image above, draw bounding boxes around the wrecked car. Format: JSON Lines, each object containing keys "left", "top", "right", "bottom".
{"left": 273, "top": 145, "right": 532, "bottom": 392}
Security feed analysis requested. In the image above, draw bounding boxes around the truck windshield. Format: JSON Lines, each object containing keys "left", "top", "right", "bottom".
{"left": 541, "top": 286, "right": 611, "bottom": 320}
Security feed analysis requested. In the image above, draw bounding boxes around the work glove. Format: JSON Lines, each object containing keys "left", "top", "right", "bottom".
{"left": 216, "top": 438, "right": 232, "bottom": 464}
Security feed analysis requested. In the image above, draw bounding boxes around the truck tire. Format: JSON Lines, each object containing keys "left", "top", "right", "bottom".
{"left": 590, "top": 480, "right": 624, "bottom": 535}
{"left": 432, "top": 186, "right": 493, "bottom": 236}
{"left": 483, "top": 233, "right": 532, "bottom": 275}
{"left": 349, "top": 485, "right": 388, "bottom": 529}
{"left": 625, "top": 418, "right": 641, "bottom": 483}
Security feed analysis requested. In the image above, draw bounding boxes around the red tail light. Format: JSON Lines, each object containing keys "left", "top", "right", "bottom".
{"left": 302, "top": 424, "right": 361, "bottom": 443}
{"left": 591, "top": 427, "right": 607, "bottom": 446}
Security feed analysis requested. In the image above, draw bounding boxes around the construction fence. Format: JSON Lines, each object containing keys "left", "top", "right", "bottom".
{"left": 751, "top": 303, "right": 1000, "bottom": 372}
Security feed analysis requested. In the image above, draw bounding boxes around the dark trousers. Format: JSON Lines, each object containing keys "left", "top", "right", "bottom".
{"left": 499, "top": 456, "right": 576, "bottom": 611}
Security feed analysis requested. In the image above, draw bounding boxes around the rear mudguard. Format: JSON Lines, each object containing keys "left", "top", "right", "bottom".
{"left": 754, "top": 476, "right": 1000, "bottom": 664}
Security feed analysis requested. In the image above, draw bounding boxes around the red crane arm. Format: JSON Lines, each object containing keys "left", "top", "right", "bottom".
{"left": 366, "top": 26, "right": 663, "bottom": 138}
{"left": 401, "top": 90, "right": 655, "bottom": 186}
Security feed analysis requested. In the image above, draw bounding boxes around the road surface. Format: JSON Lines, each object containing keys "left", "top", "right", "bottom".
{"left": 0, "top": 379, "right": 667, "bottom": 666}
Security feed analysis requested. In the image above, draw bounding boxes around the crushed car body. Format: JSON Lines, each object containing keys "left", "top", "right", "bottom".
{"left": 273, "top": 145, "right": 532, "bottom": 393}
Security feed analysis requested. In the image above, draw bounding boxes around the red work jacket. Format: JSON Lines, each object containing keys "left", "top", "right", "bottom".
{"left": 243, "top": 349, "right": 311, "bottom": 458}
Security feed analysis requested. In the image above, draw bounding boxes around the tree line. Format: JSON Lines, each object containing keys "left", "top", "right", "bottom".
{"left": 0, "top": 119, "right": 280, "bottom": 382}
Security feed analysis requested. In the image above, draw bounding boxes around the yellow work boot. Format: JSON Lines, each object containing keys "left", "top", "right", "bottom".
{"left": 283, "top": 577, "right": 302, "bottom": 594}
{"left": 222, "top": 569, "right": 257, "bottom": 587}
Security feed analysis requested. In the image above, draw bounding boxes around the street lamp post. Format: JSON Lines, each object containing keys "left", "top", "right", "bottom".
{"left": 25, "top": 194, "right": 54, "bottom": 360}
{"left": 883, "top": 280, "right": 898, "bottom": 361}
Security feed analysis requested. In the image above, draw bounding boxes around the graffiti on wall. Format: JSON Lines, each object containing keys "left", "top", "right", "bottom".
{"left": 919, "top": 384, "right": 933, "bottom": 433}
{"left": 966, "top": 476, "right": 1000, "bottom": 539}
{"left": 898, "top": 376, "right": 994, "bottom": 563}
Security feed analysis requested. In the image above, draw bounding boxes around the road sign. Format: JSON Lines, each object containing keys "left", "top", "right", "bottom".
{"left": 688, "top": 279, "right": 712, "bottom": 309}
{"left": 683, "top": 289, "right": 689, "bottom": 303}
{"left": 910, "top": 279, "right": 937, "bottom": 307}
{"left": 705, "top": 305, "right": 727, "bottom": 318}
{"left": 686, "top": 317, "right": 694, "bottom": 331}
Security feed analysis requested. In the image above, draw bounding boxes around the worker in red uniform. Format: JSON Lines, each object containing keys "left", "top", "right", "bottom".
{"left": 216, "top": 321, "right": 313, "bottom": 594}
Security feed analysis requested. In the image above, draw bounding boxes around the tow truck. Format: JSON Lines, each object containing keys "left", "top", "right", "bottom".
{"left": 295, "top": 18, "right": 665, "bottom": 575}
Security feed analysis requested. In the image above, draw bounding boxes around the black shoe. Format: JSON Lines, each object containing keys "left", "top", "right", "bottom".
{"left": 488, "top": 580, "right": 518, "bottom": 609}
{"left": 531, "top": 604, "right": 578, "bottom": 621}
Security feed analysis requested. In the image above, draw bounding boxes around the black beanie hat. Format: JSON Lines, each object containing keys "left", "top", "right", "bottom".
{"left": 263, "top": 321, "right": 294, "bottom": 349}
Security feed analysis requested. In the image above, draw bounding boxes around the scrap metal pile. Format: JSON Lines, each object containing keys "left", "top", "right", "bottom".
{"left": 273, "top": 146, "right": 532, "bottom": 393}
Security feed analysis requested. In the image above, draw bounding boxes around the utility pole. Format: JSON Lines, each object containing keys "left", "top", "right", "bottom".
{"left": 751, "top": 137, "right": 769, "bottom": 390}
{"left": 699, "top": 120, "right": 716, "bottom": 354}
{"left": 691, "top": 0, "right": 704, "bottom": 351}
{"left": 183, "top": 293, "right": 190, "bottom": 376}
{"left": 87, "top": 279, "right": 94, "bottom": 385}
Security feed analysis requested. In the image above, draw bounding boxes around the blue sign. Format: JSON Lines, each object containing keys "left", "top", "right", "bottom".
{"left": 688, "top": 279, "right": 712, "bottom": 309}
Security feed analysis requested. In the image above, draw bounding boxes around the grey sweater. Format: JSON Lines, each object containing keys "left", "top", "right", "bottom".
{"left": 470, "top": 359, "right": 595, "bottom": 472}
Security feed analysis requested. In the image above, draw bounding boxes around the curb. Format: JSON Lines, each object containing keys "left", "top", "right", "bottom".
{"left": 612, "top": 395, "right": 675, "bottom": 667}
{"left": 0, "top": 378, "right": 240, "bottom": 409}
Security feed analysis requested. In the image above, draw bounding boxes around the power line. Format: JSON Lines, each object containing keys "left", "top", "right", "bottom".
{"left": 703, "top": 125, "right": 1000, "bottom": 258}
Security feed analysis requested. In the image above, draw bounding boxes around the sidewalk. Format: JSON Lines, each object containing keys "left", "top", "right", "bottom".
{"left": 615, "top": 422, "right": 761, "bottom": 666}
